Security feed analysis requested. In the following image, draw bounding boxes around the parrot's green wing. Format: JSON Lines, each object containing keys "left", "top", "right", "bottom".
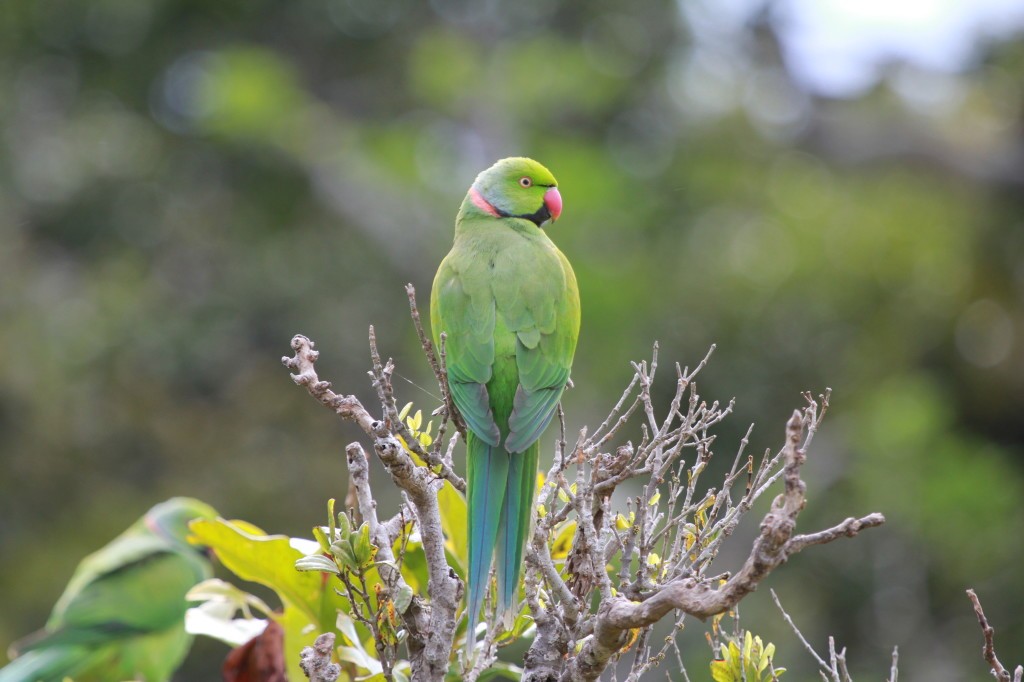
{"left": 431, "top": 251, "right": 501, "bottom": 446}
{"left": 24, "top": 542, "right": 208, "bottom": 652}
{"left": 501, "top": 246, "right": 580, "bottom": 453}
{"left": 48, "top": 532, "right": 172, "bottom": 626}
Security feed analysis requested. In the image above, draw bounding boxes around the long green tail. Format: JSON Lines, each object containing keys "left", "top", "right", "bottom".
{"left": 466, "top": 432, "right": 509, "bottom": 648}
{"left": 466, "top": 433, "right": 540, "bottom": 646}
{"left": 495, "top": 441, "right": 539, "bottom": 624}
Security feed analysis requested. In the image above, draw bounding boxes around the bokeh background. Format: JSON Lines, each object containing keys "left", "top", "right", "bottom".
{"left": 2, "top": 0, "right": 1024, "bottom": 679}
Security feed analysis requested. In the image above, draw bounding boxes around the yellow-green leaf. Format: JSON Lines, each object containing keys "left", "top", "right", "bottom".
{"left": 550, "top": 520, "right": 577, "bottom": 561}
{"left": 615, "top": 513, "right": 633, "bottom": 530}
{"left": 312, "top": 526, "right": 331, "bottom": 555}
{"left": 710, "top": 659, "right": 735, "bottom": 682}
{"left": 190, "top": 518, "right": 345, "bottom": 629}
{"left": 190, "top": 518, "right": 348, "bottom": 682}
{"left": 295, "top": 554, "right": 341, "bottom": 574}
{"left": 327, "top": 498, "right": 336, "bottom": 539}
{"left": 352, "top": 523, "right": 377, "bottom": 567}
{"left": 437, "top": 480, "right": 468, "bottom": 575}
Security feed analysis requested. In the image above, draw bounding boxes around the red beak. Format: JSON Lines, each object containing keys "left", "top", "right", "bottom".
{"left": 544, "top": 187, "right": 562, "bottom": 223}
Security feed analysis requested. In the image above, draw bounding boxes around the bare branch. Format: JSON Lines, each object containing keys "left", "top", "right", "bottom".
{"left": 282, "top": 334, "right": 380, "bottom": 435}
{"left": 772, "top": 587, "right": 900, "bottom": 682}
{"left": 405, "top": 283, "right": 466, "bottom": 438}
{"left": 770, "top": 588, "right": 831, "bottom": 674}
{"left": 464, "top": 624, "right": 501, "bottom": 682}
{"left": 369, "top": 325, "right": 466, "bottom": 492}
{"left": 288, "top": 325, "right": 884, "bottom": 682}
{"left": 968, "top": 589, "right": 1019, "bottom": 682}
{"left": 345, "top": 443, "right": 426, "bottom": 643}
{"left": 787, "top": 514, "right": 887, "bottom": 552}
{"left": 283, "top": 334, "right": 461, "bottom": 682}
{"left": 562, "top": 410, "right": 884, "bottom": 681}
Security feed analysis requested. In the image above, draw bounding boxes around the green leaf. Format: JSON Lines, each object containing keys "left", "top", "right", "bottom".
{"left": 393, "top": 584, "right": 414, "bottom": 614}
{"left": 353, "top": 523, "right": 376, "bottom": 567}
{"left": 189, "top": 518, "right": 347, "bottom": 631}
{"left": 312, "top": 526, "right": 332, "bottom": 555}
{"left": 328, "top": 498, "right": 337, "bottom": 541}
{"left": 759, "top": 641, "right": 775, "bottom": 673}
{"left": 295, "top": 554, "right": 341, "bottom": 574}
{"left": 331, "top": 537, "right": 359, "bottom": 570}
{"left": 337, "top": 644, "right": 383, "bottom": 675}
{"left": 727, "top": 641, "right": 742, "bottom": 679}
{"left": 710, "top": 659, "right": 735, "bottom": 682}
{"left": 550, "top": 520, "right": 577, "bottom": 562}
{"left": 189, "top": 519, "right": 349, "bottom": 682}
{"left": 336, "top": 610, "right": 360, "bottom": 647}
{"left": 337, "top": 510, "right": 352, "bottom": 538}
{"left": 278, "top": 606, "right": 323, "bottom": 682}
{"left": 398, "top": 531, "right": 429, "bottom": 592}
{"left": 437, "top": 481, "right": 468, "bottom": 576}
{"left": 186, "top": 578, "right": 274, "bottom": 618}
{"left": 184, "top": 600, "right": 268, "bottom": 647}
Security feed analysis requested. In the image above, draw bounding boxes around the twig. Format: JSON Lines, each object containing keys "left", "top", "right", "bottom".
{"left": 405, "top": 283, "right": 466, "bottom": 438}
{"left": 464, "top": 624, "right": 500, "bottom": 682}
{"left": 369, "top": 325, "right": 466, "bottom": 492}
{"left": 770, "top": 589, "right": 830, "bottom": 673}
{"left": 967, "top": 589, "right": 1021, "bottom": 682}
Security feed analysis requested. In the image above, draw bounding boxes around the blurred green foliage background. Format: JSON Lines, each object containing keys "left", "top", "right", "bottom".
{"left": 2, "top": 0, "right": 1023, "bottom": 679}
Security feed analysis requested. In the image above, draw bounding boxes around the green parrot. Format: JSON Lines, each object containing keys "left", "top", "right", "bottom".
{"left": 431, "top": 157, "right": 580, "bottom": 643}
{"left": 0, "top": 497, "right": 218, "bottom": 682}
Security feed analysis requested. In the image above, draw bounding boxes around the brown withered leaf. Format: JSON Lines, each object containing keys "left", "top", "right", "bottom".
{"left": 222, "top": 620, "right": 287, "bottom": 682}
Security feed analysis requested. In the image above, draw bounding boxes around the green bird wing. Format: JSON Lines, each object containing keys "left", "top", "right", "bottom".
{"left": 503, "top": 245, "right": 580, "bottom": 453}
{"left": 27, "top": 534, "right": 208, "bottom": 651}
{"left": 432, "top": 247, "right": 502, "bottom": 446}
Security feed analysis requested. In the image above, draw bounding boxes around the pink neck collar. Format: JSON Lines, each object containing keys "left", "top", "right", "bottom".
{"left": 469, "top": 187, "right": 503, "bottom": 217}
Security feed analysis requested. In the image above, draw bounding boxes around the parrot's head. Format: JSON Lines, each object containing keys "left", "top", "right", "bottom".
{"left": 145, "top": 497, "right": 219, "bottom": 551}
{"left": 467, "top": 157, "right": 562, "bottom": 227}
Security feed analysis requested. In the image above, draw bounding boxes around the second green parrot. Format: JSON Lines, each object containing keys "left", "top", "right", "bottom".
{"left": 431, "top": 157, "right": 580, "bottom": 643}
{"left": 0, "top": 497, "right": 217, "bottom": 682}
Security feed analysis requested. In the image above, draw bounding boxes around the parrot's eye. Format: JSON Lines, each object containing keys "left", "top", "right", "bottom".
{"left": 519, "top": 177, "right": 532, "bottom": 188}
